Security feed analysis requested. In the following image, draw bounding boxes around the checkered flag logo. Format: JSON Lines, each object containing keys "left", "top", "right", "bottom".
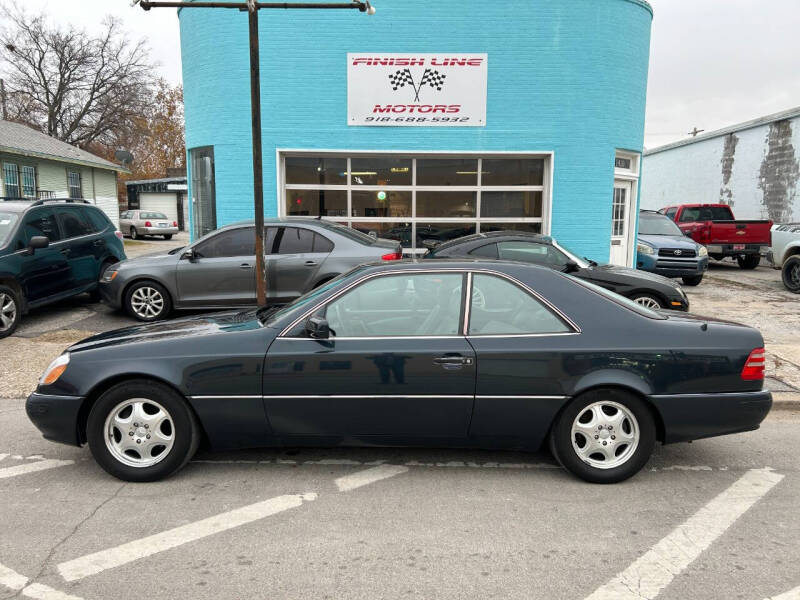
{"left": 388, "top": 68, "right": 446, "bottom": 101}
{"left": 420, "top": 69, "right": 446, "bottom": 91}
{"left": 388, "top": 69, "right": 415, "bottom": 91}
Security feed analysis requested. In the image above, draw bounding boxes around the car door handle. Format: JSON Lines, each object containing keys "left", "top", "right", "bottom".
{"left": 304, "top": 260, "right": 318, "bottom": 266}
{"left": 239, "top": 263, "right": 253, "bottom": 269}
{"left": 433, "top": 355, "right": 473, "bottom": 367}
{"left": 60, "top": 248, "right": 71, "bottom": 256}
{"left": 93, "top": 240, "right": 104, "bottom": 247}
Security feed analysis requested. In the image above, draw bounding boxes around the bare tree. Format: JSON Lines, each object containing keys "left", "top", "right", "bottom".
{"left": 0, "top": 2, "right": 155, "bottom": 148}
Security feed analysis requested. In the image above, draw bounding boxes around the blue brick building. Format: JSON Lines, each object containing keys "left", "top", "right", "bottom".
{"left": 179, "top": 0, "right": 652, "bottom": 265}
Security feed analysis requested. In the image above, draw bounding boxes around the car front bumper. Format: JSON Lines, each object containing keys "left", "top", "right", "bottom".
{"left": 637, "top": 253, "right": 709, "bottom": 278}
{"left": 98, "top": 278, "right": 125, "bottom": 309}
{"left": 649, "top": 389, "right": 772, "bottom": 444}
{"left": 26, "top": 392, "right": 85, "bottom": 446}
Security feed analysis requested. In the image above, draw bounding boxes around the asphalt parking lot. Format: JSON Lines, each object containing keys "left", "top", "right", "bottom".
{"left": 1, "top": 244, "right": 799, "bottom": 600}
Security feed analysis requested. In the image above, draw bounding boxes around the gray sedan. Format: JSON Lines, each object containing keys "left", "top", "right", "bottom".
{"left": 119, "top": 210, "right": 179, "bottom": 240}
{"left": 100, "top": 218, "right": 403, "bottom": 321}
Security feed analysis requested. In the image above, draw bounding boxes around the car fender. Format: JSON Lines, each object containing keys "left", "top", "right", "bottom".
{"left": 569, "top": 368, "right": 655, "bottom": 398}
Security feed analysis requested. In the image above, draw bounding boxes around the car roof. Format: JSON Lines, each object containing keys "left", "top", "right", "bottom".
{"left": 433, "top": 230, "right": 553, "bottom": 252}
{"left": 354, "top": 257, "right": 556, "bottom": 275}
{"left": 0, "top": 198, "right": 92, "bottom": 213}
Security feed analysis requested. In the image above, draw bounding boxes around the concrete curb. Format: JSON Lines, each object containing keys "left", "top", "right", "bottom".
{"left": 771, "top": 392, "right": 800, "bottom": 411}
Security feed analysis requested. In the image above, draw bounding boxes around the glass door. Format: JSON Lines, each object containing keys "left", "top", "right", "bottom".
{"left": 610, "top": 181, "right": 632, "bottom": 266}
{"left": 190, "top": 147, "right": 217, "bottom": 239}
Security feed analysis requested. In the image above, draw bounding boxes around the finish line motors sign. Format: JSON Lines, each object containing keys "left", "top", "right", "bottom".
{"left": 347, "top": 53, "right": 487, "bottom": 127}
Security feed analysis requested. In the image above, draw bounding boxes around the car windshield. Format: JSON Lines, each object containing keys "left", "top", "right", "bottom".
{"left": 551, "top": 240, "right": 590, "bottom": 268}
{"left": 141, "top": 212, "right": 168, "bottom": 220}
{"left": 639, "top": 213, "right": 683, "bottom": 236}
{"left": 259, "top": 265, "right": 370, "bottom": 326}
{"left": 568, "top": 276, "right": 667, "bottom": 320}
{"left": 0, "top": 212, "right": 20, "bottom": 247}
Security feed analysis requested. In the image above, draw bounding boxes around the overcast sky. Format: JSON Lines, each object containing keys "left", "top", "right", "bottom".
{"left": 8, "top": 0, "right": 800, "bottom": 150}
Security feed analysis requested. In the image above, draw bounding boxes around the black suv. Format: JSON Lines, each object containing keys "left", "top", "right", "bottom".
{"left": 0, "top": 198, "right": 126, "bottom": 339}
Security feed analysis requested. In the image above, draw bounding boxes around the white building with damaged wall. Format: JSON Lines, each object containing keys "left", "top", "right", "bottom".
{"left": 641, "top": 107, "right": 800, "bottom": 223}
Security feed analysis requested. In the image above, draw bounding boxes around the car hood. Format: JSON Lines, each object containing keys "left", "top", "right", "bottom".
{"left": 116, "top": 249, "right": 183, "bottom": 269}
{"left": 68, "top": 310, "right": 263, "bottom": 353}
{"left": 588, "top": 263, "right": 680, "bottom": 288}
{"left": 638, "top": 234, "right": 698, "bottom": 249}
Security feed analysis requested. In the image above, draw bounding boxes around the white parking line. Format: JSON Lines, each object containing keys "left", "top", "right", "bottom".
{"left": 335, "top": 464, "right": 409, "bottom": 492}
{"left": 766, "top": 585, "right": 800, "bottom": 600}
{"left": 0, "top": 453, "right": 9, "bottom": 462}
{"left": 585, "top": 467, "right": 784, "bottom": 600}
{"left": 0, "top": 562, "right": 83, "bottom": 600}
{"left": 0, "top": 459, "right": 74, "bottom": 480}
{"left": 57, "top": 493, "right": 317, "bottom": 582}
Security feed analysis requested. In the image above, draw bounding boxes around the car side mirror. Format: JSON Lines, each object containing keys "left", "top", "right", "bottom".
{"left": 306, "top": 316, "right": 330, "bottom": 339}
{"left": 181, "top": 248, "right": 197, "bottom": 261}
{"left": 421, "top": 239, "right": 440, "bottom": 250}
{"left": 684, "top": 231, "right": 692, "bottom": 237}
{"left": 563, "top": 260, "right": 579, "bottom": 273}
{"left": 27, "top": 236, "right": 49, "bottom": 254}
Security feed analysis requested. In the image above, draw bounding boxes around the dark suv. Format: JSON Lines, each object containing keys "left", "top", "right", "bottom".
{"left": 0, "top": 198, "right": 126, "bottom": 339}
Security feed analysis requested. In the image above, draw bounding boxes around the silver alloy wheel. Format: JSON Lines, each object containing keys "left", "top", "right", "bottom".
{"left": 130, "top": 286, "right": 164, "bottom": 319}
{"left": 633, "top": 296, "right": 661, "bottom": 309}
{"left": 570, "top": 400, "right": 639, "bottom": 469}
{"left": 104, "top": 398, "right": 175, "bottom": 468}
{"left": 0, "top": 292, "right": 16, "bottom": 332}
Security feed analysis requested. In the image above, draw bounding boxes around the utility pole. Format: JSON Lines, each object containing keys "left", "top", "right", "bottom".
{"left": 134, "top": 0, "right": 375, "bottom": 306}
{"left": 0, "top": 79, "right": 7, "bottom": 121}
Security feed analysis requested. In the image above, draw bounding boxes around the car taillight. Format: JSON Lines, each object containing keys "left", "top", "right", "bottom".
{"left": 145, "top": 221, "right": 152, "bottom": 227}
{"left": 381, "top": 251, "right": 402, "bottom": 261}
{"left": 172, "top": 221, "right": 177, "bottom": 227}
{"left": 114, "top": 230, "right": 123, "bottom": 241}
{"left": 741, "top": 347, "right": 765, "bottom": 380}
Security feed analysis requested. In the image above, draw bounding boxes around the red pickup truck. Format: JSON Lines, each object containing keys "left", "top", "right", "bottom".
{"left": 657, "top": 204, "right": 772, "bottom": 269}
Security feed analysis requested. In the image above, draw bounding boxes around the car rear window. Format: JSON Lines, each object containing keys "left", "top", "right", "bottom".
{"left": 140, "top": 212, "right": 168, "bottom": 220}
{"left": 314, "top": 221, "right": 377, "bottom": 245}
{"left": 679, "top": 206, "right": 734, "bottom": 222}
{"left": 85, "top": 207, "right": 112, "bottom": 232}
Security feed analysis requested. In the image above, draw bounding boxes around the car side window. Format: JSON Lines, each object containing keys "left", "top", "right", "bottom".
{"left": 22, "top": 209, "right": 62, "bottom": 243}
{"left": 314, "top": 233, "right": 334, "bottom": 253}
{"left": 195, "top": 227, "right": 255, "bottom": 258}
{"left": 469, "top": 243, "right": 498, "bottom": 258}
{"left": 496, "top": 241, "right": 568, "bottom": 268}
{"left": 468, "top": 274, "right": 571, "bottom": 335}
{"left": 56, "top": 208, "right": 94, "bottom": 238}
{"left": 665, "top": 207, "right": 677, "bottom": 221}
{"left": 323, "top": 273, "right": 464, "bottom": 337}
{"left": 275, "top": 227, "right": 314, "bottom": 254}
{"left": 679, "top": 208, "right": 699, "bottom": 222}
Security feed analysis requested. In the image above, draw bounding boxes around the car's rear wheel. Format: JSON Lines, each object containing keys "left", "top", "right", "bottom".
{"left": 549, "top": 389, "right": 655, "bottom": 483}
{"left": 0, "top": 285, "right": 21, "bottom": 340}
{"left": 163, "top": 234, "right": 173, "bottom": 240}
{"left": 87, "top": 380, "right": 200, "bottom": 482}
{"left": 782, "top": 256, "right": 800, "bottom": 293}
{"left": 130, "top": 227, "right": 138, "bottom": 240}
{"left": 124, "top": 280, "right": 172, "bottom": 322}
{"left": 630, "top": 293, "right": 663, "bottom": 309}
{"left": 737, "top": 254, "right": 761, "bottom": 269}
{"left": 682, "top": 274, "right": 703, "bottom": 286}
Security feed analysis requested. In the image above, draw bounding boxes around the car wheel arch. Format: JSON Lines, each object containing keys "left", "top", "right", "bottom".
{"left": 627, "top": 289, "right": 668, "bottom": 307}
{"left": 0, "top": 277, "right": 26, "bottom": 313}
{"left": 122, "top": 277, "right": 174, "bottom": 305}
{"left": 77, "top": 373, "right": 209, "bottom": 448}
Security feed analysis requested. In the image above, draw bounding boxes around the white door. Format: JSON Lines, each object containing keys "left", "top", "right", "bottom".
{"left": 139, "top": 193, "right": 179, "bottom": 225}
{"left": 610, "top": 180, "right": 633, "bottom": 266}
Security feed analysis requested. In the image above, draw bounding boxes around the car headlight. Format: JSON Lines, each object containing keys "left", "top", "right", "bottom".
{"left": 101, "top": 269, "right": 118, "bottom": 283}
{"left": 39, "top": 353, "right": 70, "bottom": 386}
{"left": 698, "top": 245, "right": 708, "bottom": 257}
{"left": 637, "top": 242, "right": 654, "bottom": 255}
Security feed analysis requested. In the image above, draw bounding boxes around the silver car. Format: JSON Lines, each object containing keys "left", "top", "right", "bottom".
{"left": 119, "top": 210, "right": 179, "bottom": 240}
{"left": 100, "top": 218, "right": 403, "bottom": 321}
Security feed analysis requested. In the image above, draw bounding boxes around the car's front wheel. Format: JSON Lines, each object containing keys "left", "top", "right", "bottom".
{"left": 0, "top": 285, "right": 21, "bottom": 340}
{"left": 124, "top": 280, "right": 172, "bottom": 321}
{"left": 549, "top": 389, "right": 655, "bottom": 483}
{"left": 682, "top": 274, "right": 704, "bottom": 286}
{"left": 782, "top": 255, "right": 800, "bottom": 293}
{"left": 86, "top": 380, "right": 200, "bottom": 482}
{"left": 629, "top": 293, "right": 663, "bottom": 309}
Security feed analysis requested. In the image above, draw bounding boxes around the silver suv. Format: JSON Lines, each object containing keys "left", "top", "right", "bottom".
{"left": 99, "top": 218, "right": 403, "bottom": 321}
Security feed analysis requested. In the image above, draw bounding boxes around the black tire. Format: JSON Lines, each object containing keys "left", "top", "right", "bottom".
{"left": 124, "top": 280, "right": 172, "bottom": 322}
{"left": 130, "top": 227, "right": 138, "bottom": 241}
{"left": 86, "top": 380, "right": 200, "bottom": 482}
{"left": 682, "top": 274, "right": 704, "bottom": 286}
{"left": 163, "top": 234, "right": 173, "bottom": 240}
{"left": 710, "top": 254, "right": 724, "bottom": 261}
{"left": 782, "top": 255, "right": 800, "bottom": 293}
{"left": 0, "top": 284, "right": 22, "bottom": 340}
{"left": 737, "top": 254, "right": 761, "bottom": 269}
{"left": 549, "top": 388, "right": 656, "bottom": 484}
{"left": 629, "top": 293, "right": 664, "bottom": 310}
